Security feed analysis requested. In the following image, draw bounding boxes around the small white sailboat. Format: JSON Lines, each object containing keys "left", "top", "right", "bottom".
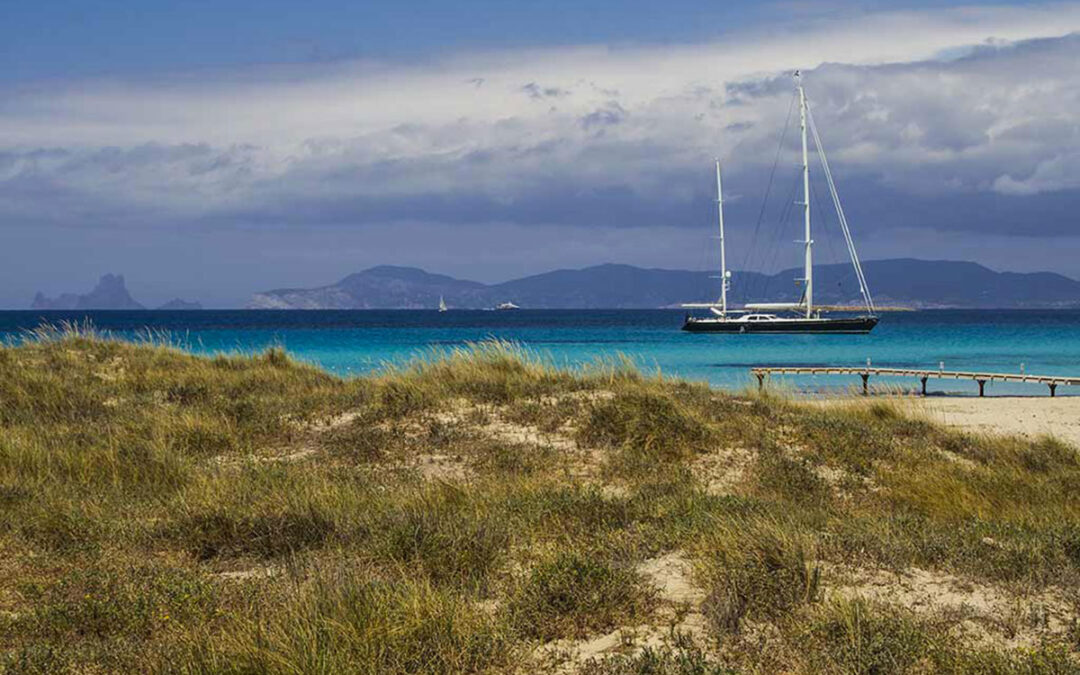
{"left": 438, "top": 295, "right": 447, "bottom": 312}
{"left": 682, "top": 72, "right": 877, "bottom": 334}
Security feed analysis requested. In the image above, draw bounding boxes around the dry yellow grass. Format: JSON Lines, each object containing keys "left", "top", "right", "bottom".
{"left": 0, "top": 328, "right": 1077, "bottom": 673}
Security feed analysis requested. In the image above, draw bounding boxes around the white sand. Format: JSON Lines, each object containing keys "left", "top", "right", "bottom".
{"left": 918, "top": 396, "right": 1080, "bottom": 447}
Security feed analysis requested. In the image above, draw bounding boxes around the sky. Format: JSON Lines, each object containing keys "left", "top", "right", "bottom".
{"left": 2, "top": 0, "right": 1080, "bottom": 307}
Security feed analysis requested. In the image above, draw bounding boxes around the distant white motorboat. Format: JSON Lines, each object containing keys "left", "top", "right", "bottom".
{"left": 438, "top": 295, "right": 447, "bottom": 312}
{"left": 495, "top": 301, "right": 520, "bottom": 310}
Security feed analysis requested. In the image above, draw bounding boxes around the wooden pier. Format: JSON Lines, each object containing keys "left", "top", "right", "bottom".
{"left": 751, "top": 366, "right": 1080, "bottom": 397}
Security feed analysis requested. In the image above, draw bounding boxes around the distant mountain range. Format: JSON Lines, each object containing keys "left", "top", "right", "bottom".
{"left": 26, "top": 261, "right": 1080, "bottom": 311}
{"left": 247, "top": 259, "right": 1080, "bottom": 310}
{"left": 31, "top": 275, "right": 202, "bottom": 310}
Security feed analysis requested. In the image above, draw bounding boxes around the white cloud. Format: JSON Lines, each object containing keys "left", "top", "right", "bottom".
{"left": 5, "top": 4, "right": 1080, "bottom": 145}
{"left": 1, "top": 2, "right": 1080, "bottom": 244}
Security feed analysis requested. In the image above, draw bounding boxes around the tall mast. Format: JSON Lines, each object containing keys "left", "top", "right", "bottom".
{"left": 796, "top": 71, "right": 813, "bottom": 318}
{"left": 715, "top": 159, "right": 729, "bottom": 316}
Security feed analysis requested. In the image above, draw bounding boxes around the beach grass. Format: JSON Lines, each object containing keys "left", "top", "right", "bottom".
{"left": 0, "top": 327, "right": 1078, "bottom": 673}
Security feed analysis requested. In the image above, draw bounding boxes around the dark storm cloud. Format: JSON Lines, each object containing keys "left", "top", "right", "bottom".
{"left": 0, "top": 142, "right": 263, "bottom": 227}
{"left": 3, "top": 24, "right": 1080, "bottom": 250}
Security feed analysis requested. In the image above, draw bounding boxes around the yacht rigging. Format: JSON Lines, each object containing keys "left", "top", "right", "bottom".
{"left": 682, "top": 72, "right": 878, "bottom": 334}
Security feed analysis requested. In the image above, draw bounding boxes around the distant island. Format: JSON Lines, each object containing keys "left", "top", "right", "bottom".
{"left": 156, "top": 298, "right": 203, "bottom": 311}
{"left": 32, "top": 274, "right": 145, "bottom": 310}
{"left": 27, "top": 261, "right": 1080, "bottom": 311}
{"left": 248, "top": 259, "right": 1080, "bottom": 310}
{"left": 31, "top": 274, "right": 201, "bottom": 310}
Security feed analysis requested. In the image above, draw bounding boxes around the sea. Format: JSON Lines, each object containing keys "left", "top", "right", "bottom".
{"left": 3, "top": 309, "right": 1079, "bottom": 396}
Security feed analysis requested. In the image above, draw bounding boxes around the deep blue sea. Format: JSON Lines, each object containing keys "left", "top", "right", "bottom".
{"left": 3, "top": 309, "right": 1080, "bottom": 396}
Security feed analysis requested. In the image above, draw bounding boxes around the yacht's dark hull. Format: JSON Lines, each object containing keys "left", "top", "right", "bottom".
{"left": 682, "top": 316, "right": 879, "bottom": 334}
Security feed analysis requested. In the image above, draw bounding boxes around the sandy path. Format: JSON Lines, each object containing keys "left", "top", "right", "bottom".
{"left": 917, "top": 396, "right": 1080, "bottom": 447}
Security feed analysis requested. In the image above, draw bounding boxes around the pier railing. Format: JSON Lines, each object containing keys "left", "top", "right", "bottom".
{"left": 750, "top": 366, "right": 1079, "bottom": 397}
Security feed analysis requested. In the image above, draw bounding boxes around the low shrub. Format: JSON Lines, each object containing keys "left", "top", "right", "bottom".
{"left": 169, "top": 507, "right": 335, "bottom": 560}
{"left": 699, "top": 520, "right": 819, "bottom": 635}
{"left": 578, "top": 390, "right": 714, "bottom": 474}
{"left": 187, "top": 567, "right": 510, "bottom": 674}
{"left": 509, "top": 551, "right": 654, "bottom": 641}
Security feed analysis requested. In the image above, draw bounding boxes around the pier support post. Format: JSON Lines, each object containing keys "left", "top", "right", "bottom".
{"left": 756, "top": 373, "right": 765, "bottom": 392}
{"left": 920, "top": 377, "right": 928, "bottom": 396}
{"left": 861, "top": 372, "right": 869, "bottom": 395}
{"left": 977, "top": 380, "right": 986, "bottom": 397}
{"left": 1049, "top": 383, "right": 1057, "bottom": 397}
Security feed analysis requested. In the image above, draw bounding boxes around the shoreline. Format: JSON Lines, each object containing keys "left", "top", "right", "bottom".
{"left": 813, "top": 393, "right": 1080, "bottom": 447}
{"left": 919, "top": 396, "right": 1080, "bottom": 447}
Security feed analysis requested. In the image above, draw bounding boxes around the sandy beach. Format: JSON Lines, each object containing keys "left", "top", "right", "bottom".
{"left": 918, "top": 395, "right": 1080, "bottom": 447}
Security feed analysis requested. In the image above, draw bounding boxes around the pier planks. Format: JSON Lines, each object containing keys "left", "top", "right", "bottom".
{"left": 750, "top": 366, "right": 1078, "bottom": 396}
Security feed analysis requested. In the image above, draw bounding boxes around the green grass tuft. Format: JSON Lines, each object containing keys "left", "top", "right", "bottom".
{"left": 509, "top": 551, "right": 655, "bottom": 641}
{"left": 698, "top": 519, "right": 820, "bottom": 635}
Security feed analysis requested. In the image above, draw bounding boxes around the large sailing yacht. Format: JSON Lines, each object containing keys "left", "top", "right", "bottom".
{"left": 682, "top": 72, "right": 878, "bottom": 334}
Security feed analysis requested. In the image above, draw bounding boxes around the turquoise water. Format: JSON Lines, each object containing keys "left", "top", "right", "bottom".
{"left": 3, "top": 309, "right": 1079, "bottom": 396}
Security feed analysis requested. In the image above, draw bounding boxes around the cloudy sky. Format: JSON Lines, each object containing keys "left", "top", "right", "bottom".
{"left": 3, "top": 0, "right": 1080, "bottom": 307}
